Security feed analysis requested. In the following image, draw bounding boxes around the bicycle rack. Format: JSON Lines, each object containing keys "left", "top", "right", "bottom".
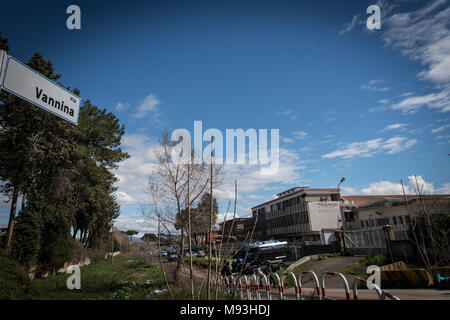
{"left": 298, "top": 271, "right": 322, "bottom": 299}
{"left": 351, "top": 277, "right": 400, "bottom": 300}
{"left": 268, "top": 273, "right": 283, "bottom": 300}
{"left": 321, "top": 271, "right": 351, "bottom": 300}
{"left": 281, "top": 272, "right": 300, "bottom": 300}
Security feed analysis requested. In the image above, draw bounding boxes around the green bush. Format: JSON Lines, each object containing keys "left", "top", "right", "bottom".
{"left": 360, "top": 255, "right": 389, "bottom": 266}
{"left": 11, "top": 208, "right": 42, "bottom": 268}
{"left": 0, "top": 251, "right": 37, "bottom": 299}
{"left": 184, "top": 256, "right": 217, "bottom": 269}
{"left": 38, "top": 205, "right": 74, "bottom": 274}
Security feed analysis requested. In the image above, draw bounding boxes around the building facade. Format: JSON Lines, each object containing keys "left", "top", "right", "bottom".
{"left": 218, "top": 217, "right": 255, "bottom": 241}
{"left": 251, "top": 187, "right": 342, "bottom": 244}
{"left": 341, "top": 195, "right": 450, "bottom": 231}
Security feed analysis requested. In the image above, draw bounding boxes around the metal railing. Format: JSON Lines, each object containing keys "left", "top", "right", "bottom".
{"left": 214, "top": 271, "right": 400, "bottom": 301}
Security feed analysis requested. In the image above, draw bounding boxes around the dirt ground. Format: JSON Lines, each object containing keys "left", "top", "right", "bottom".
{"left": 160, "top": 260, "right": 219, "bottom": 287}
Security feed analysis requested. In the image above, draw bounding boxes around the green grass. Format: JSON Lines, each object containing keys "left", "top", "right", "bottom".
{"left": 318, "top": 253, "right": 338, "bottom": 261}
{"left": 0, "top": 250, "right": 38, "bottom": 299}
{"left": 184, "top": 256, "right": 218, "bottom": 269}
{"left": 359, "top": 255, "right": 390, "bottom": 267}
{"left": 31, "top": 254, "right": 171, "bottom": 300}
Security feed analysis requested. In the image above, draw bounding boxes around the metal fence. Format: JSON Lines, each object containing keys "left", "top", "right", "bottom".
{"left": 343, "top": 228, "right": 386, "bottom": 249}
{"left": 392, "top": 228, "right": 409, "bottom": 241}
{"left": 213, "top": 271, "right": 400, "bottom": 300}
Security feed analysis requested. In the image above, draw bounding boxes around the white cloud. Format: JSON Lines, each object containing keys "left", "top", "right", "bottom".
{"left": 431, "top": 124, "right": 450, "bottom": 133}
{"left": 292, "top": 131, "right": 309, "bottom": 140}
{"left": 361, "top": 180, "right": 405, "bottom": 195}
{"left": 115, "top": 102, "right": 130, "bottom": 111}
{"left": 322, "top": 136, "right": 417, "bottom": 159}
{"left": 438, "top": 183, "right": 450, "bottom": 193}
{"left": 399, "top": 92, "right": 414, "bottom": 97}
{"left": 391, "top": 91, "right": 450, "bottom": 114}
{"left": 276, "top": 109, "right": 298, "bottom": 120}
{"left": 115, "top": 191, "right": 135, "bottom": 204}
{"left": 360, "top": 80, "right": 390, "bottom": 92}
{"left": 361, "top": 175, "right": 447, "bottom": 195}
{"left": 216, "top": 212, "right": 241, "bottom": 226}
{"left": 382, "top": 0, "right": 450, "bottom": 82}
{"left": 369, "top": 105, "right": 388, "bottom": 113}
{"left": 339, "top": 13, "right": 362, "bottom": 35}
{"left": 340, "top": 186, "right": 359, "bottom": 195}
{"left": 282, "top": 137, "right": 295, "bottom": 144}
{"left": 114, "top": 213, "right": 159, "bottom": 234}
{"left": 134, "top": 94, "right": 161, "bottom": 119}
{"left": 114, "top": 133, "right": 311, "bottom": 221}
{"left": 113, "top": 134, "right": 160, "bottom": 208}
{"left": 381, "top": 1, "right": 450, "bottom": 114}
{"left": 383, "top": 123, "right": 410, "bottom": 132}
{"left": 219, "top": 147, "right": 307, "bottom": 196}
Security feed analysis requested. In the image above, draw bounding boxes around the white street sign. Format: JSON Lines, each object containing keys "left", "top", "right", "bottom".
{"left": 0, "top": 52, "right": 80, "bottom": 125}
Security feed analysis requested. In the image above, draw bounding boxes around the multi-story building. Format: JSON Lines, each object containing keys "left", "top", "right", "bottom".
{"left": 218, "top": 217, "right": 256, "bottom": 241}
{"left": 251, "top": 187, "right": 342, "bottom": 244}
{"left": 341, "top": 195, "right": 450, "bottom": 231}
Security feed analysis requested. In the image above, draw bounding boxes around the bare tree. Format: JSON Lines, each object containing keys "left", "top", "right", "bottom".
{"left": 401, "top": 176, "right": 450, "bottom": 270}
{"left": 145, "top": 132, "right": 223, "bottom": 290}
{"left": 146, "top": 182, "right": 174, "bottom": 299}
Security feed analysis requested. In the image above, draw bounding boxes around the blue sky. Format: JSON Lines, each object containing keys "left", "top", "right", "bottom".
{"left": 1, "top": 0, "right": 449, "bottom": 233}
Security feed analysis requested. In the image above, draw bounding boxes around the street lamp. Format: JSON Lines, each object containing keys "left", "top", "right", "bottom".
{"left": 338, "top": 177, "right": 346, "bottom": 189}
{"left": 337, "top": 177, "right": 346, "bottom": 228}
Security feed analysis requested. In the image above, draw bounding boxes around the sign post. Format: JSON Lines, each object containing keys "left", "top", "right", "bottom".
{"left": 0, "top": 50, "right": 81, "bottom": 249}
{"left": 0, "top": 50, "right": 81, "bottom": 125}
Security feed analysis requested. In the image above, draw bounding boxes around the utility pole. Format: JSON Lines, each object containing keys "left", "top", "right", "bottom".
{"left": 337, "top": 177, "right": 346, "bottom": 228}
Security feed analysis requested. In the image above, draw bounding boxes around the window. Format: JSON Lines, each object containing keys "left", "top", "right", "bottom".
{"left": 398, "top": 216, "right": 403, "bottom": 224}
{"left": 361, "top": 221, "right": 364, "bottom": 228}
{"left": 376, "top": 218, "right": 389, "bottom": 226}
{"left": 392, "top": 217, "right": 397, "bottom": 225}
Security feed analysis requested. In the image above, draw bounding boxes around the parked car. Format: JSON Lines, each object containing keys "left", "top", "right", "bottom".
{"left": 167, "top": 248, "right": 178, "bottom": 261}
{"left": 184, "top": 251, "right": 197, "bottom": 257}
{"left": 160, "top": 250, "right": 167, "bottom": 257}
{"left": 196, "top": 250, "right": 205, "bottom": 257}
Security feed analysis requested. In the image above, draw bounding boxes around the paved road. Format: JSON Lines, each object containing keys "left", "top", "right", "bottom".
{"left": 290, "top": 256, "right": 364, "bottom": 288}
{"left": 280, "top": 256, "right": 450, "bottom": 300}
{"left": 297, "top": 287, "right": 450, "bottom": 300}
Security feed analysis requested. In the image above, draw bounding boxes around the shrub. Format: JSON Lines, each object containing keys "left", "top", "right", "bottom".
{"left": 0, "top": 251, "right": 37, "bottom": 299}
{"left": 360, "top": 255, "right": 389, "bottom": 266}
{"left": 11, "top": 208, "right": 41, "bottom": 268}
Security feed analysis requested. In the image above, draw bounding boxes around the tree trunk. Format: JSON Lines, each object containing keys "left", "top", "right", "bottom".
{"left": 158, "top": 215, "right": 174, "bottom": 299}
{"left": 6, "top": 186, "right": 19, "bottom": 249}
{"left": 21, "top": 192, "right": 27, "bottom": 210}
{"left": 207, "top": 136, "right": 213, "bottom": 300}
{"left": 187, "top": 164, "right": 195, "bottom": 299}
